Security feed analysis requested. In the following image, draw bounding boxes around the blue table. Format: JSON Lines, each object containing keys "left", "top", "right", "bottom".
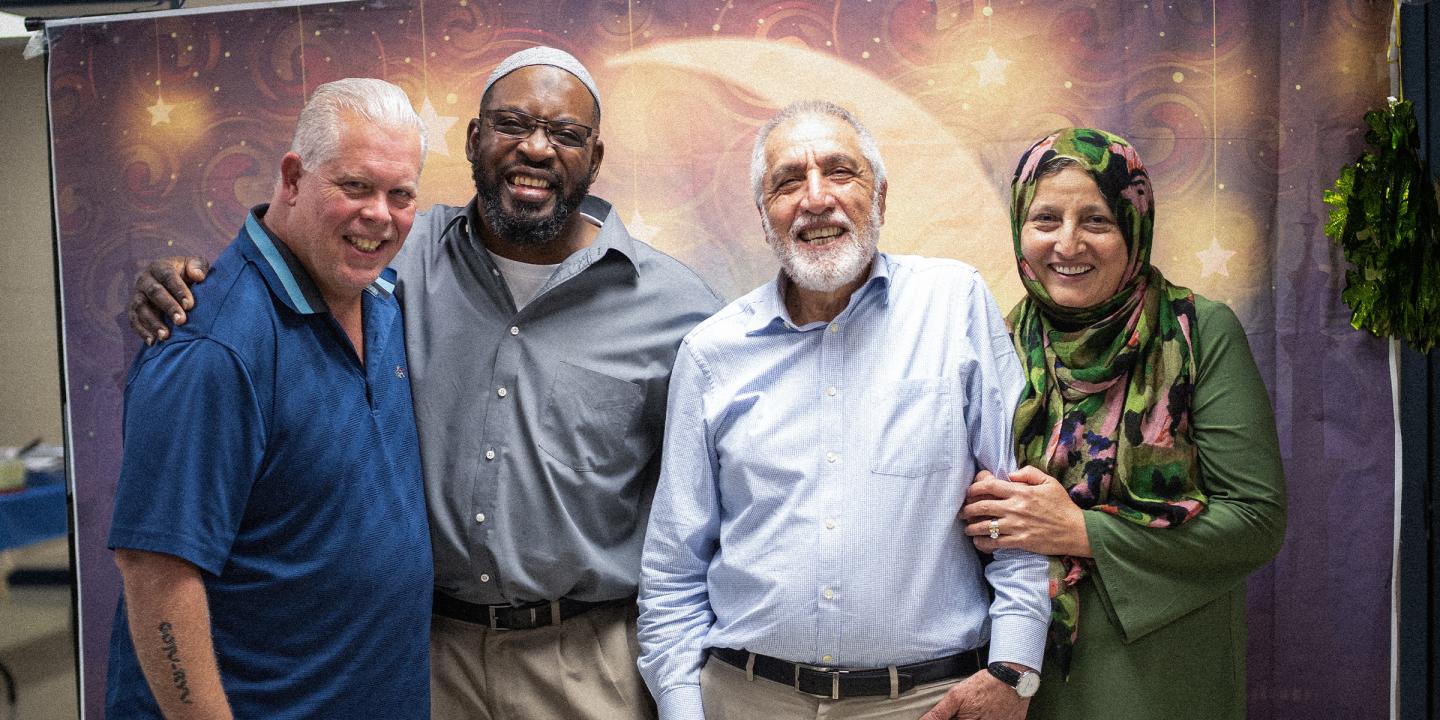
{"left": 0, "top": 483, "right": 67, "bottom": 552}
{"left": 0, "top": 481, "right": 67, "bottom": 718}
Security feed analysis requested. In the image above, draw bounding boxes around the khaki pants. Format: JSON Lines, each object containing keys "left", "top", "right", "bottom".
{"left": 430, "top": 602, "right": 656, "bottom": 720}
{"left": 700, "top": 655, "right": 962, "bottom": 720}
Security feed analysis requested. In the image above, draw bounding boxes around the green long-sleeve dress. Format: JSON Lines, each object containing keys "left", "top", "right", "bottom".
{"left": 1026, "top": 295, "right": 1288, "bottom": 719}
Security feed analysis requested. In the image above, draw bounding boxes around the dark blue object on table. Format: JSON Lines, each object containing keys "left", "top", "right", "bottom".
{"left": 0, "top": 483, "right": 67, "bottom": 552}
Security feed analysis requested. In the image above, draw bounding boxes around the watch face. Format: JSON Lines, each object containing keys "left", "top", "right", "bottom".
{"left": 1015, "top": 671, "right": 1041, "bottom": 698}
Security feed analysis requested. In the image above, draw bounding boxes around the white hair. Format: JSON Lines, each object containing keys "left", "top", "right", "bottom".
{"left": 290, "top": 78, "right": 428, "bottom": 171}
{"left": 749, "top": 100, "right": 886, "bottom": 208}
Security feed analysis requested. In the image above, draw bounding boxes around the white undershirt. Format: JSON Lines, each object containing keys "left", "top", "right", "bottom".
{"left": 487, "top": 250, "right": 560, "bottom": 311}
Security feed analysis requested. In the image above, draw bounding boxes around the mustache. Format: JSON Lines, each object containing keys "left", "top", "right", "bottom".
{"left": 788, "top": 210, "right": 856, "bottom": 240}
{"left": 503, "top": 162, "right": 562, "bottom": 188}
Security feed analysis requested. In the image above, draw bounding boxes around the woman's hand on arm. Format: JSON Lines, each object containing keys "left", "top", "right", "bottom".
{"left": 962, "top": 466, "right": 1092, "bottom": 557}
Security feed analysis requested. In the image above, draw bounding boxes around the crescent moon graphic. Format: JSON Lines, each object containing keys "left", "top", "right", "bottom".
{"left": 605, "top": 39, "right": 1022, "bottom": 307}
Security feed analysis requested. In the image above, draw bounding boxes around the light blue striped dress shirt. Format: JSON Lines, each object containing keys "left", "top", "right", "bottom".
{"left": 637, "top": 253, "right": 1050, "bottom": 720}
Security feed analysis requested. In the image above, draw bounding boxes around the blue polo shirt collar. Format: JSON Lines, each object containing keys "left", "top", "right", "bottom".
{"left": 743, "top": 251, "right": 894, "bottom": 335}
{"left": 240, "top": 205, "right": 396, "bottom": 316}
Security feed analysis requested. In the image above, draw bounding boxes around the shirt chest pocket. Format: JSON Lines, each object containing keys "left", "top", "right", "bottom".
{"left": 866, "top": 377, "right": 958, "bottom": 477}
{"left": 539, "top": 362, "right": 647, "bottom": 473}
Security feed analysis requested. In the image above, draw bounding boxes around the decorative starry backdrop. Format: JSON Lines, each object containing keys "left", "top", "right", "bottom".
{"left": 44, "top": 0, "right": 1394, "bottom": 717}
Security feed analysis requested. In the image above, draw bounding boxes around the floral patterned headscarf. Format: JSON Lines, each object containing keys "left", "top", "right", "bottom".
{"left": 1007, "top": 128, "right": 1206, "bottom": 674}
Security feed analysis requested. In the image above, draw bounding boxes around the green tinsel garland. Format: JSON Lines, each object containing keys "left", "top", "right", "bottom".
{"left": 1323, "top": 98, "right": 1440, "bottom": 353}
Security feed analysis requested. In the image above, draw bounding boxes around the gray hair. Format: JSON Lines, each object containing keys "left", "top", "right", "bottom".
{"left": 749, "top": 100, "right": 886, "bottom": 208}
{"left": 290, "top": 78, "right": 428, "bottom": 171}
{"left": 1038, "top": 155, "right": 1081, "bottom": 179}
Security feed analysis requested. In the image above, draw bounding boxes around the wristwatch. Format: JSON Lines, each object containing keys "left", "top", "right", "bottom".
{"left": 987, "top": 662, "right": 1041, "bottom": 698}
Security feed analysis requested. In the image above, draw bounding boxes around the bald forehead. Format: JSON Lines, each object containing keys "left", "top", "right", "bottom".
{"left": 483, "top": 65, "right": 598, "bottom": 126}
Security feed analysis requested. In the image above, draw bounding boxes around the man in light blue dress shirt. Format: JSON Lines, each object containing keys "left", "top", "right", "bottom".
{"left": 637, "top": 101, "right": 1051, "bottom": 720}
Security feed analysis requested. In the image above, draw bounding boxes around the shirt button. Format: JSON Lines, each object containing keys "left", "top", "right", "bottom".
{"left": 497, "top": 387, "right": 508, "bottom": 398}
{"left": 822, "top": 654, "right": 833, "bottom": 664}
{"left": 474, "top": 512, "right": 486, "bottom": 523}
{"left": 826, "top": 386, "right": 837, "bottom": 397}
{"left": 509, "top": 326, "right": 519, "bottom": 336}
{"left": 825, "top": 519, "right": 836, "bottom": 529}
{"left": 485, "top": 449, "right": 496, "bottom": 460}
{"left": 480, "top": 574, "right": 491, "bottom": 582}
{"left": 828, "top": 323, "right": 839, "bottom": 333}
{"left": 823, "top": 587, "right": 835, "bottom": 600}
{"left": 491, "top": 268, "right": 500, "bottom": 276}
{"left": 826, "top": 452, "right": 838, "bottom": 463}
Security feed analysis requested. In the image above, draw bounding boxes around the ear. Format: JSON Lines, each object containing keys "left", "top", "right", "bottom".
{"left": 465, "top": 117, "right": 484, "bottom": 163}
{"left": 279, "top": 153, "right": 305, "bottom": 206}
{"left": 875, "top": 179, "right": 888, "bottom": 226}
{"left": 587, "top": 136, "right": 605, "bottom": 185}
{"left": 869, "top": 177, "right": 881, "bottom": 224}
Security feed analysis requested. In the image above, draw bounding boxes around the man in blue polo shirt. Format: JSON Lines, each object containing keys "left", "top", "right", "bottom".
{"left": 105, "top": 78, "right": 432, "bottom": 718}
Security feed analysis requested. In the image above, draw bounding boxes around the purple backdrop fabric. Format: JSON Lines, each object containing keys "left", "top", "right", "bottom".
{"left": 44, "top": 1, "right": 1394, "bottom": 717}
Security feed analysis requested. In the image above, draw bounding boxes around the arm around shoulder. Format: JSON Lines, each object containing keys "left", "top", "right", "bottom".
{"left": 129, "top": 256, "right": 211, "bottom": 343}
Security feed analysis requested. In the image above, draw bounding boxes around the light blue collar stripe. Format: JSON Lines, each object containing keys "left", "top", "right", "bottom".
{"left": 372, "top": 275, "right": 395, "bottom": 295}
{"left": 246, "top": 214, "right": 315, "bottom": 315}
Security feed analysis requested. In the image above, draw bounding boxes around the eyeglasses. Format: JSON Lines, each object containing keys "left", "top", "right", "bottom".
{"left": 484, "top": 109, "right": 594, "bottom": 149}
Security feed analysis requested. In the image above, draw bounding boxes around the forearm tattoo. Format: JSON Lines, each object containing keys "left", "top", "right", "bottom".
{"left": 157, "top": 621, "right": 194, "bottom": 704}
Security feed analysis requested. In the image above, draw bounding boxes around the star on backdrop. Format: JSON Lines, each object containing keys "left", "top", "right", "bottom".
{"left": 417, "top": 97, "right": 459, "bottom": 157}
{"left": 1196, "top": 236, "right": 1237, "bottom": 277}
{"left": 147, "top": 96, "right": 174, "bottom": 125}
{"left": 972, "top": 47, "right": 1011, "bottom": 87}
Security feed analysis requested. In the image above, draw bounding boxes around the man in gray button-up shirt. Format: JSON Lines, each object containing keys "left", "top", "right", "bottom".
{"left": 129, "top": 50, "right": 722, "bottom": 720}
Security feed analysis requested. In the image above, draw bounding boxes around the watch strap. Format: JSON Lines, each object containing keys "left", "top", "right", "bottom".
{"left": 986, "top": 662, "right": 1022, "bottom": 687}
{"left": 986, "top": 661, "right": 1039, "bottom": 698}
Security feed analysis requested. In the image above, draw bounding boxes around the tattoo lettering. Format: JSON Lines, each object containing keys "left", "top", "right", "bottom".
{"left": 157, "top": 622, "right": 194, "bottom": 704}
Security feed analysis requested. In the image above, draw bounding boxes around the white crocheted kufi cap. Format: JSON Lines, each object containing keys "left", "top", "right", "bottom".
{"left": 482, "top": 46, "right": 600, "bottom": 115}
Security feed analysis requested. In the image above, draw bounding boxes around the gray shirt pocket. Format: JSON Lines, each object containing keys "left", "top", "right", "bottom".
{"left": 539, "top": 362, "right": 646, "bottom": 473}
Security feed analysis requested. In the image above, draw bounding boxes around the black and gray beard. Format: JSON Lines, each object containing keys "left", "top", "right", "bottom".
{"left": 473, "top": 161, "right": 591, "bottom": 247}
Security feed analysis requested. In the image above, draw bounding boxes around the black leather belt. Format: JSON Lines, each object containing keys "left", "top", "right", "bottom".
{"left": 709, "top": 646, "right": 985, "bottom": 700}
{"left": 432, "top": 590, "right": 629, "bottom": 630}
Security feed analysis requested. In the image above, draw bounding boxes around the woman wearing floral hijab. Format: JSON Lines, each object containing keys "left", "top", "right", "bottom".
{"left": 961, "top": 128, "right": 1286, "bottom": 718}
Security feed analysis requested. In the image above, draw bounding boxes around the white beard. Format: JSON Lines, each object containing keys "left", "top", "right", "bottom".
{"left": 765, "top": 205, "right": 881, "bottom": 293}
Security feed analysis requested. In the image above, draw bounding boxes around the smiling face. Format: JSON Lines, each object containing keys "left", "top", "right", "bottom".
{"left": 281, "top": 114, "right": 422, "bottom": 307}
{"left": 759, "top": 113, "right": 886, "bottom": 293}
{"left": 468, "top": 65, "right": 603, "bottom": 250}
{"left": 1019, "top": 166, "right": 1129, "bottom": 309}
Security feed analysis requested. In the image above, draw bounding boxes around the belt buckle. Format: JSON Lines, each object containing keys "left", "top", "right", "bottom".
{"left": 793, "top": 664, "right": 847, "bottom": 700}
{"left": 486, "top": 602, "right": 557, "bottom": 631}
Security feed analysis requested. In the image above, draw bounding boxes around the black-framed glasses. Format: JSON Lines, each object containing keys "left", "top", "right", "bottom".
{"left": 484, "top": 109, "right": 593, "bottom": 149}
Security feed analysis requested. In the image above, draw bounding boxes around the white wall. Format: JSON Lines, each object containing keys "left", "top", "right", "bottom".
{"left": 0, "top": 39, "right": 62, "bottom": 448}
